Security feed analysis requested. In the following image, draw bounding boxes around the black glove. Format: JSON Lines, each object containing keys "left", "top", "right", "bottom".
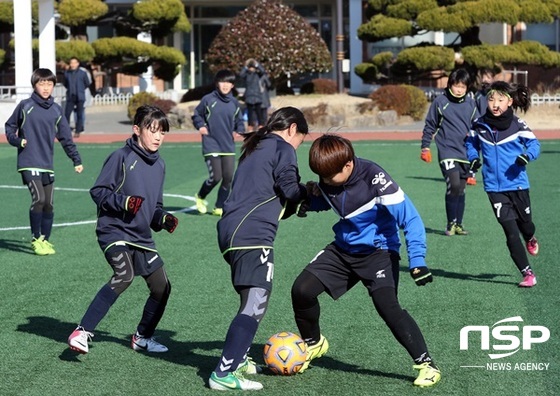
{"left": 162, "top": 214, "right": 178, "bottom": 233}
{"left": 515, "top": 154, "right": 529, "bottom": 166}
{"left": 126, "top": 196, "right": 144, "bottom": 215}
{"left": 410, "top": 267, "right": 433, "bottom": 286}
{"left": 470, "top": 158, "right": 482, "bottom": 172}
{"left": 296, "top": 199, "right": 310, "bottom": 218}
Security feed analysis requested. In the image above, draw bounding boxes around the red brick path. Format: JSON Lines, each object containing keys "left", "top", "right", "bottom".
{"left": 64, "top": 129, "right": 560, "bottom": 144}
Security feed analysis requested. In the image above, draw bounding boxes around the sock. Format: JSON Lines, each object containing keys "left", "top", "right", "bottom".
{"left": 214, "top": 314, "right": 258, "bottom": 377}
{"left": 445, "top": 195, "right": 459, "bottom": 224}
{"left": 294, "top": 304, "right": 321, "bottom": 344}
{"left": 80, "top": 284, "right": 119, "bottom": 331}
{"left": 456, "top": 194, "right": 465, "bottom": 224}
{"left": 41, "top": 212, "right": 54, "bottom": 240}
{"left": 30, "top": 211, "right": 42, "bottom": 239}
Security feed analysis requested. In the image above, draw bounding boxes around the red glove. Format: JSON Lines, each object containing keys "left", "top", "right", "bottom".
{"left": 420, "top": 148, "right": 432, "bottom": 163}
{"left": 126, "top": 196, "right": 144, "bottom": 215}
{"left": 163, "top": 214, "right": 178, "bottom": 233}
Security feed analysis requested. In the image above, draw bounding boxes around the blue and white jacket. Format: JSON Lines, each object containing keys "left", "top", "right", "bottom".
{"left": 308, "top": 158, "right": 427, "bottom": 269}
{"left": 466, "top": 115, "right": 540, "bottom": 192}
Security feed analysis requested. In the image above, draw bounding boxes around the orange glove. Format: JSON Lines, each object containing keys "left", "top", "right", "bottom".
{"left": 420, "top": 148, "right": 432, "bottom": 163}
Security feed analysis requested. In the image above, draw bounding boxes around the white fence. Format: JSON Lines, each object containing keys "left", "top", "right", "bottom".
{"left": 3, "top": 84, "right": 560, "bottom": 106}
{"left": 530, "top": 93, "right": 560, "bottom": 105}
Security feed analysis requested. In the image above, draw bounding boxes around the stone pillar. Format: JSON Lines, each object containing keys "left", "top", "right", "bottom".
{"left": 14, "top": 0, "right": 34, "bottom": 102}
{"left": 137, "top": 31, "right": 154, "bottom": 93}
{"left": 38, "top": 0, "right": 56, "bottom": 72}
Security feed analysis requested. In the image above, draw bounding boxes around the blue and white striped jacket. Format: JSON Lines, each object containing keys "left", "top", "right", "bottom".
{"left": 466, "top": 116, "right": 540, "bottom": 192}
{"left": 308, "top": 158, "right": 427, "bottom": 269}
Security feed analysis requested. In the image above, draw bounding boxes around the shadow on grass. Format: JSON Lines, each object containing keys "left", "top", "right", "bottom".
{"left": 425, "top": 227, "right": 448, "bottom": 236}
{"left": 399, "top": 267, "right": 516, "bottom": 285}
{"left": 16, "top": 316, "right": 239, "bottom": 383}
{"left": 0, "top": 238, "right": 33, "bottom": 254}
{"left": 406, "top": 176, "right": 443, "bottom": 183}
{"left": 299, "top": 355, "right": 414, "bottom": 382}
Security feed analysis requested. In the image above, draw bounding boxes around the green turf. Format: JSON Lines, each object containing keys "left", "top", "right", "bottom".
{"left": 0, "top": 140, "right": 558, "bottom": 396}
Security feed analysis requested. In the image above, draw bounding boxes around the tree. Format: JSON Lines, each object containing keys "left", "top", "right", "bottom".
{"left": 205, "top": 0, "right": 332, "bottom": 85}
{"left": 60, "top": 0, "right": 189, "bottom": 83}
{"left": 58, "top": 0, "right": 109, "bottom": 40}
{"left": 356, "top": 0, "right": 560, "bottom": 83}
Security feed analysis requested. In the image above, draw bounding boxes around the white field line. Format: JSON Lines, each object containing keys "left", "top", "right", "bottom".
{"left": 0, "top": 185, "right": 196, "bottom": 231}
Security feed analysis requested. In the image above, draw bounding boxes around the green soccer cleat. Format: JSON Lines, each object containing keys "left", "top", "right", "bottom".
{"left": 299, "top": 335, "right": 329, "bottom": 373}
{"left": 208, "top": 371, "right": 263, "bottom": 391}
{"left": 413, "top": 362, "right": 441, "bottom": 387}
{"left": 31, "top": 236, "right": 51, "bottom": 256}
{"left": 453, "top": 224, "right": 468, "bottom": 235}
{"left": 236, "top": 357, "right": 262, "bottom": 375}
{"left": 41, "top": 238, "right": 56, "bottom": 254}
{"left": 195, "top": 194, "right": 208, "bottom": 214}
{"left": 212, "top": 208, "right": 223, "bottom": 217}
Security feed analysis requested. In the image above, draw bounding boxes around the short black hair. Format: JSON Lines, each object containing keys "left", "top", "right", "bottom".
{"left": 31, "top": 68, "right": 57, "bottom": 86}
{"left": 214, "top": 69, "right": 236, "bottom": 84}
{"left": 133, "top": 104, "right": 170, "bottom": 132}
{"left": 447, "top": 68, "right": 471, "bottom": 88}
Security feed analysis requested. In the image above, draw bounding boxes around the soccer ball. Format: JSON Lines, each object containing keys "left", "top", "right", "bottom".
{"left": 263, "top": 331, "right": 307, "bottom": 375}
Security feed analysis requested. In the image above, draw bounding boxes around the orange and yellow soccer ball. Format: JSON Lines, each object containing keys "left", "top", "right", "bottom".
{"left": 263, "top": 332, "right": 307, "bottom": 375}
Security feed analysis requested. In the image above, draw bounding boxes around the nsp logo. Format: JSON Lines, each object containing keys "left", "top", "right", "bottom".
{"left": 459, "top": 316, "right": 550, "bottom": 359}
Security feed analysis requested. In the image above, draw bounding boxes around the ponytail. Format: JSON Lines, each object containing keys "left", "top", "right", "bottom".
{"left": 487, "top": 81, "right": 531, "bottom": 113}
{"left": 239, "top": 106, "right": 309, "bottom": 161}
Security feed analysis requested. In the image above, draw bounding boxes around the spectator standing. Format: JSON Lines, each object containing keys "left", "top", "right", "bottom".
{"left": 64, "top": 57, "right": 91, "bottom": 137}
{"left": 240, "top": 59, "right": 266, "bottom": 132}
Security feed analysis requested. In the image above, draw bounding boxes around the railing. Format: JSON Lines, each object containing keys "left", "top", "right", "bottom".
{"left": 2, "top": 84, "right": 559, "bottom": 106}
{"left": 530, "top": 93, "right": 560, "bottom": 105}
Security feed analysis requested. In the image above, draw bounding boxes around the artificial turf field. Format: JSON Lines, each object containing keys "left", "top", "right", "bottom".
{"left": 0, "top": 139, "right": 558, "bottom": 396}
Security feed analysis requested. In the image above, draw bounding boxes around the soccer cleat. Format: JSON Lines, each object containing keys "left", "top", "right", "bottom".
{"left": 31, "top": 237, "right": 49, "bottom": 255}
{"left": 41, "top": 238, "right": 56, "bottom": 255}
{"left": 208, "top": 371, "right": 263, "bottom": 391}
{"left": 195, "top": 194, "right": 208, "bottom": 214}
{"left": 518, "top": 270, "right": 537, "bottom": 288}
{"left": 526, "top": 237, "right": 539, "bottom": 256}
{"left": 212, "top": 208, "right": 223, "bottom": 217}
{"left": 444, "top": 222, "right": 456, "bottom": 236}
{"left": 68, "top": 326, "right": 94, "bottom": 354}
{"left": 299, "top": 335, "right": 329, "bottom": 373}
{"left": 413, "top": 362, "right": 441, "bottom": 387}
{"left": 131, "top": 334, "right": 168, "bottom": 353}
{"left": 453, "top": 224, "right": 468, "bottom": 235}
{"left": 236, "top": 357, "right": 262, "bottom": 375}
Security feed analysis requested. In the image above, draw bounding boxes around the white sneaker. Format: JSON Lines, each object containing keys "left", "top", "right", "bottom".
{"left": 68, "top": 326, "right": 94, "bottom": 354}
{"left": 131, "top": 334, "right": 168, "bottom": 352}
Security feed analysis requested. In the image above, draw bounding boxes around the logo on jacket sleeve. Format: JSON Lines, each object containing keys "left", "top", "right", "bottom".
{"left": 371, "top": 172, "right": 387, "bottom": 185}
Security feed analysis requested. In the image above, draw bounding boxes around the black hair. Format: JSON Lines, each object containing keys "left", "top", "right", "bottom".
{"left": 486, "top": 81, "right": 531, "bottom": 113}
{"left": 447, "top": 68, "right": 471, "bottom": 89}
{"left": 240, "top": 106, "right": 309, "bottom": 161}
{"left": 133, "top": 105, "right": 170, "bottom": 133}
{"left": 30, "top": 68, "right": 57, "bottom": 86}
{"left": 214, "top": 69, "right": 236, "bottom": 84}
{"left": 309, "top": 134, "right": 355, "bottom": 177}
